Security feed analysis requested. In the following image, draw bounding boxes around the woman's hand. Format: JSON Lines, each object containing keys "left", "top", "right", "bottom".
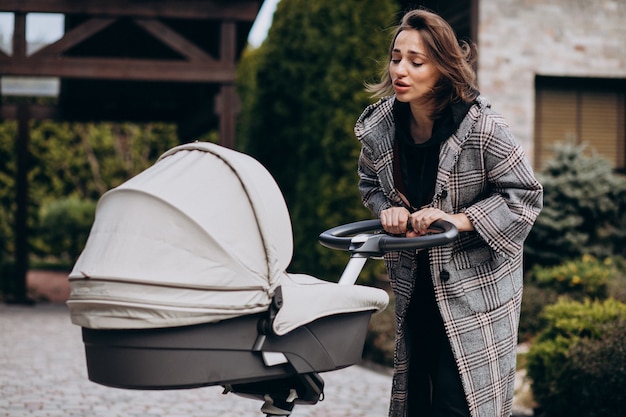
{"left": 380, "top": 207, "right": 412, "bottom": 235}
{"left": 407, "top": 207, "right": 474, "bottom": 237}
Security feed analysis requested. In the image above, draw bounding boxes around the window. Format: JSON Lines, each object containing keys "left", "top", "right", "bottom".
{"left": 535, "top": 76, "right": 626, "bottom": 171}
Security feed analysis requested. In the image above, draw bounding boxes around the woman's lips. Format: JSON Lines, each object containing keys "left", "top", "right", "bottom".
{"left": 393, "top": 80, "right": 410, "bottom": 93}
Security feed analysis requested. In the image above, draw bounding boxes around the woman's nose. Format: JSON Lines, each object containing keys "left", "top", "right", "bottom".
{"left": 394, "top": 60, "right": 408, "bottom": 76}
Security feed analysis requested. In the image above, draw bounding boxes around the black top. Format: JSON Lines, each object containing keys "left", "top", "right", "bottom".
{"left": 393, "top": 98, "right": 475, "bottom": 210}
{"left": 393, "top": 97, "right": 475, "bottom": 283}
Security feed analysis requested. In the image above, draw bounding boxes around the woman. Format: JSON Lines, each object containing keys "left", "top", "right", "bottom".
{"left": 355, "top": 9, "right": 543, "bottom": 417}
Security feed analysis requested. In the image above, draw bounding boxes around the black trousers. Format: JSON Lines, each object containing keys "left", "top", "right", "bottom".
{"left": 405, "top": 254, "right": 471, "bottom": 417}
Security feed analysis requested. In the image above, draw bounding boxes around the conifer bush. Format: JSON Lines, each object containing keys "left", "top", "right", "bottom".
{"left": 525, "top": 143, "right": 626, "bottom": 267}
{"left": 236, "top": 0, "right": 399, "bottom": 281}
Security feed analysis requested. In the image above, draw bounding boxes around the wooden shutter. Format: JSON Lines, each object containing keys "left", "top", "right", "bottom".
{"left": 535, "top": 88, "right": 578, "bottom": 168}
{"left": 580, "top": 91, "right": 623, "bottom": 168}
{"left": 535, "top": 79, "right": 626, "bottom": 170}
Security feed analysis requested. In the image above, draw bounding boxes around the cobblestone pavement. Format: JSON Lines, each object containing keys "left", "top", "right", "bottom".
{"left": 0, "top": 303, "right": 393, "bottom": 417}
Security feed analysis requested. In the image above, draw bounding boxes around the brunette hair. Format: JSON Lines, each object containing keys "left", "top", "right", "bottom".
{"left": 367, "top": 9, "right": 478, "bottom": 115}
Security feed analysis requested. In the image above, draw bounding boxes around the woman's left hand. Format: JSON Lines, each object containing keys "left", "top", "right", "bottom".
{"left": 407, "top": 207, "right": 474, "bottom": 237}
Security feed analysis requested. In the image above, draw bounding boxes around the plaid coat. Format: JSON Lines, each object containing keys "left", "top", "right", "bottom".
{"left": 355, "top": 95, "right": 543, "bottom": 417}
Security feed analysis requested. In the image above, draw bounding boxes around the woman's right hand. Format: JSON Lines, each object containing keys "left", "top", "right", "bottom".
{"left": 380, "top": 207, "right": 412, "bottom": 236}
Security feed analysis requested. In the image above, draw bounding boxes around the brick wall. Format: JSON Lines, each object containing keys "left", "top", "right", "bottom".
{"left": 476, "top": 0, "right": 626, "bottom": 163}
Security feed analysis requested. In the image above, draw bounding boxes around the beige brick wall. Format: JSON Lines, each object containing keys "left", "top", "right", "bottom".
{"left": 476, "top": 0, "right": 626, "bottom": 163}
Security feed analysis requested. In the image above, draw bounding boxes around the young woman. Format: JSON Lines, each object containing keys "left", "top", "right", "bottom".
{"left": 355, "top": 9, "right": 543, "bottom": 417}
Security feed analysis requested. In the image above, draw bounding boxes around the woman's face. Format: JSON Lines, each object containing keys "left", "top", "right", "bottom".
{"left": 389, "top": 29, "right": 440, "bottom": 103}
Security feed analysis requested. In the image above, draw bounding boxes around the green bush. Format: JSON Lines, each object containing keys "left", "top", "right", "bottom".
{"left": 555, "top": 320, "right": 626, "bottom": 417}
{"left": 525, "top": 143, "right": 626, "bottom": 267}
{"left": 520, "top": 254, "right": 617, "bottom": 341}
{"left": 519, "top": 279, "right": 559, "bottom": 342}
{"left": 530, "top": 254, "right": 614, "bottom": 300}
{"left": 38, "top": 197, "right": 96, "bottom": 263}
{"left": 606, "top": 256, "right": 626, "bottom": 303}
{"left": 526, "top": 298, "right": 626, "bottom": 417}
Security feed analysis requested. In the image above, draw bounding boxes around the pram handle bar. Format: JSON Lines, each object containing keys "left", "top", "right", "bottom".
{"left": 319, "top": 219, "right": 458, "bottom": 256}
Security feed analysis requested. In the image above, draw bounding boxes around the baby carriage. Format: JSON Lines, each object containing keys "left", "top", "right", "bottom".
{"left": 67, "top": 142, "right": 457, "bottom": 416}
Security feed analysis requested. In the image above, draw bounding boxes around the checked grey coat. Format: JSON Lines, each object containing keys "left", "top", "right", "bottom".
{"left": 355, "top": 95, "right": 543, "bottom": 417}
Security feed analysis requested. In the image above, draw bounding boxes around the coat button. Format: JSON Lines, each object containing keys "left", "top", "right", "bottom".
{"left": 441, "top": 190, "right": 448, "bottom": 198}
{"left": 440, "top": 270, "right": 450, "bottom": 282}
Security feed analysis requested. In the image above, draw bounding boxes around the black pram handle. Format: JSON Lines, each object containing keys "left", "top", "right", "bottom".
{"left": 319, "top": 219, "right": 458, "bottom": 256}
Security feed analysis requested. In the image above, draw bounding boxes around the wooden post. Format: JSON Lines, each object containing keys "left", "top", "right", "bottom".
{"left": 11, "top": 104, "right": 32, "bottom": 304}
{"left": 215, "top": 84, "right": 239, "bottom": 149}
{"left": 215, "top": 20, "right": 239, "bottom": 148}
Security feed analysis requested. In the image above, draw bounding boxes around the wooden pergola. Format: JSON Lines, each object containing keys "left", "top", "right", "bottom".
{"left": 0, "top": 0, "right": 264, "bottom": 303}
{"left": 0, "top": 0, "right": 476, "bottom": 304}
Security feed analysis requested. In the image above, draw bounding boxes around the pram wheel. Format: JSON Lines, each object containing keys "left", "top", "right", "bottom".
{"left": 261, "top": 392, "right": 296, "bottom": 416}
{"left": 226, "top": 369, "right": 324, "bottom": 416}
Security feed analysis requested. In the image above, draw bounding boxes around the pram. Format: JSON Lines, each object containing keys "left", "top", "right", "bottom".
{"left": 68, "top": 142, "right": 457, "bottom": 416}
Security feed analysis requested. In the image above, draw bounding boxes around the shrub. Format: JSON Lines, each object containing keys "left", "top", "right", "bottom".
{"left": 519, "top": 279, "right": 559, "bottom": 342}
{"left": 520, "top": 254, "right": 616, "bottom": 341}
{"left": 606, "top": 256, "right": 626, "bottom": 303}
{"left": 526, "top": 298, "right": 626, "bottom": 417}
{"left": 38, "top": 197, "right": 96, "bottom": 263}
{"left": 525, "top": 143, "right": 626, "bottom": 267}
{"left": 555, "top": 320, "right": 626, "bottom": 417}
{"left": 530, "top": 254, "right": 613, "bottom": 300}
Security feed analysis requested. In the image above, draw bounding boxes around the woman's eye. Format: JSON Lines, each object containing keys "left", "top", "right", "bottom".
{"left": 412, "top": 62, "right": 423, "bottom": 67}
{"left": 391, "top": 59, "right": 401, "bottom": 64}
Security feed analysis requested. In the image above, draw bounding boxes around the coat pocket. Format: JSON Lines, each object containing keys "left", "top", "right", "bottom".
{"left": 452, "top": 247, "right": 522, "bottom": 313}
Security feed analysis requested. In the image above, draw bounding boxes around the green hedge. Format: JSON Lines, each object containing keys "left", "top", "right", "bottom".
{"left": 526, "top": 298, "right": 626, "bottom": 417}
{"left": 38, "top": 197, "right": 96, "bottom": 263}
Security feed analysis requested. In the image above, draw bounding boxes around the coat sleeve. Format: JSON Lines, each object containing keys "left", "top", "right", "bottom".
{"left": 462, "top": 115, "right": 543, "bottom": 259}
{"left": 357, "top": 141, "right": 394, "bottom": 217}
{"left": 354, "top": 97, "right": 403, "bottom": 218}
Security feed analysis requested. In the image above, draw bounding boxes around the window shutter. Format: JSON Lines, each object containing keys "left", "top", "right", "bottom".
{"left": 535, "top": 89, "right": 577, "bottom": 168}
{"left": 580, "top": 91, "right": 623, "bottom": 168}
{"left": 535, "top": 79, "right": 625, "bottom": 170}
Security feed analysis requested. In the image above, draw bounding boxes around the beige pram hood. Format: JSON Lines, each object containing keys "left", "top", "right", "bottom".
{"left": 68, "top": 142, "right": 388, "bottom": 335}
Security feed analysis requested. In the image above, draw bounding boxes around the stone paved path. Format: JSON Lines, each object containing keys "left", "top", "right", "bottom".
{"left": 2, "top": 271, "right": 533, "bottom": 416}
{"left": 0, "top": 303, "right": 393, "bottom": 417}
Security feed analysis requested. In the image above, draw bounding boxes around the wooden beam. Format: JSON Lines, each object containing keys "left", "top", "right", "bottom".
{"left": 133, "top": 18, "right": 216, "bottom": 63}
{"left": 29, "top": 17, "right": 116, "bottom": 58}
{"left": 0, "top": 104, "right": 60, "bottom": 120}
{"left": 0, "top": 56, "right": 234, "bottom": 82}
{"left": 0, "top": 0, "right": 262, "bottom": 21}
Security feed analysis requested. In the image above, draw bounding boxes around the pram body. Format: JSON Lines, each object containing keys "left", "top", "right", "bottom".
{"left": 68, "top": 142, "right": 456, "bottom": 416}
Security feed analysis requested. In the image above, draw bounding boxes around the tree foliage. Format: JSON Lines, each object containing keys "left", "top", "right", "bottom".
{"left": 237, "top": 0, "right": 399, "bottom": 280}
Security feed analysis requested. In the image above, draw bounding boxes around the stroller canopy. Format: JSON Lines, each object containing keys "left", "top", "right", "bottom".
{"left": 68, "top": 143, "right": 388, "bottom": 335}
